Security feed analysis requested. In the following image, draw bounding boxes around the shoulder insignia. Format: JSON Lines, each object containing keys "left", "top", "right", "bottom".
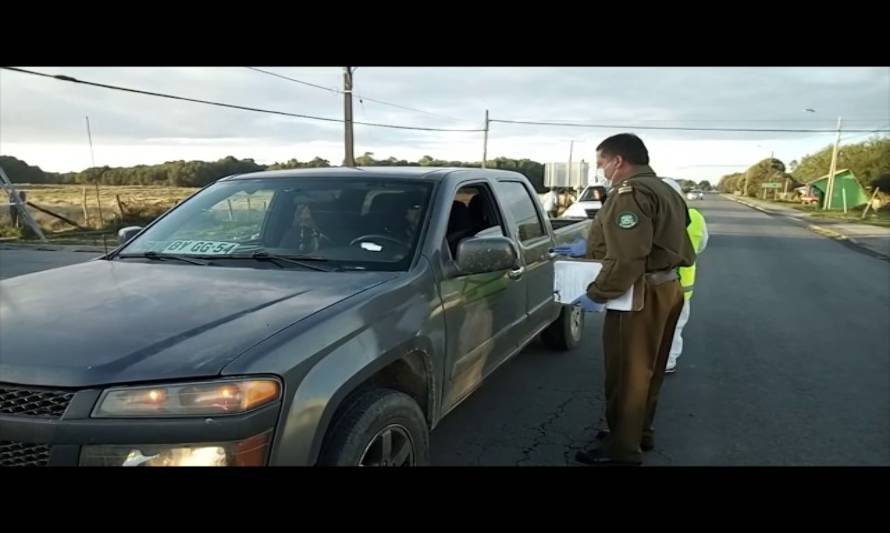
{"left": 616, "top": 211, "right": 639, "bottom": 229}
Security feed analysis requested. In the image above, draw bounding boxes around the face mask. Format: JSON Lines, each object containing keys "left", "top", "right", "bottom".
{"left": 594, "top": 168, "right": 606, "bottom": 182}
{"left": 598, "top": 158, "right": 619, "bottom": 183}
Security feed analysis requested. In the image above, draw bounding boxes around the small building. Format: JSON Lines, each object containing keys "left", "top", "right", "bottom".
{"left": 804, "top": 169, "right": 870, "bottom": 209}
{"left": 544, "top": 161, "right": 589, "bottom": 190}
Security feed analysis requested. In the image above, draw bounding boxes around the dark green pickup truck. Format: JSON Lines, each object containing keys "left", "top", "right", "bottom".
{"left": 0, "top": 166, "right": 591, "bottom": 466}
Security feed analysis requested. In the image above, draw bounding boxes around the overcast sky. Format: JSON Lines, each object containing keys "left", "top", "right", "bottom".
{"left": 2, "top": 67, "right": 888, "bottom": 183}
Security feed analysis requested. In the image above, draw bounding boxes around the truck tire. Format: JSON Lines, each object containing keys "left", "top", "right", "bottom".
{"left": 319, "top": 388, "right": 430, "bottom": 466}
{"left": 541, "top": 305, "right": 584, "bottom": 351}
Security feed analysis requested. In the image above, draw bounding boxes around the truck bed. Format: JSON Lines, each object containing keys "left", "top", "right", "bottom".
{"left": 550, "top": 217, "right": 591, "bottom": 247}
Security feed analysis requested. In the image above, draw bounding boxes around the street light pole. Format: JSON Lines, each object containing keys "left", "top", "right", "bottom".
{"left": 482, "top": 109, "right": 489, "bottom": 168}
{"left": 85, "top": 116, "right": 104, "bottom": 228}
{"left": 564, "top": 140, "right": 576, "bottom": 210}
{"left": 568, "top": 139, "right": 574, "bottom": 185}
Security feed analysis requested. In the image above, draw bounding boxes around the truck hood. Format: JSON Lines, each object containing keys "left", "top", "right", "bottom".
{"left": 0, "top": 260, "right": 396, "bottom": 387}
{"left": 564, "top": 201, "right": 602, "bottom": 216}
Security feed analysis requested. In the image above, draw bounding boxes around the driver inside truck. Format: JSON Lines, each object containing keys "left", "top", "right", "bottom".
{"left": 280, "top": 203, "right": 325, "bottom": 254}
{"left": 398, "top": 192, "right": 426, "bottom": 243}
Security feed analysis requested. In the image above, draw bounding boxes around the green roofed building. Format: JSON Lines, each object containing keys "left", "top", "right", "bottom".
{"left": 805, "top": 169, "right": 870, "bottom": 209}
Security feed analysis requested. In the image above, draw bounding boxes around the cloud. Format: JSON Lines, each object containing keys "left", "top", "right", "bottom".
{"left": 2, "top": 66, "right": 887, "bottom": 182}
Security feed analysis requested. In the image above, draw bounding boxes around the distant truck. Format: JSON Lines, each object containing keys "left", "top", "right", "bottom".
{"left": 561, "top": 185, "right": 608, "bottom": 219}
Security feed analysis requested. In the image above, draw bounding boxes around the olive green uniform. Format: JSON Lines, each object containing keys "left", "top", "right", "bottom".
{"left": 585, "top": 165, "right": 696, "bottom": 463}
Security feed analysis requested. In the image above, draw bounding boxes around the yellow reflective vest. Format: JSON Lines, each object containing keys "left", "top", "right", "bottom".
{"left": 679, "top": 208, "right": 707, "bottom": 300}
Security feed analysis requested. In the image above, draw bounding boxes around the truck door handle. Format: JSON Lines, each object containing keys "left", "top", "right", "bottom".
{"left": 508, "top": 266, "right": 525, "bottom": 280}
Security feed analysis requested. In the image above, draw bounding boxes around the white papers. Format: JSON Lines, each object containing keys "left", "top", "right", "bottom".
{"left": 604, "top": 284, "right": 633, "bottom": 311}
{"left": 553, "top": 260, "right": 634, "bottom": 311}
{"left": 554, "top": 260, "right": 601, "bottom": 304}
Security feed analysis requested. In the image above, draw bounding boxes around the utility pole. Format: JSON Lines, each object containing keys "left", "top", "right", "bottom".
{"left": 0, "top": 165, "right": 47, "bottom": 241}
{"left": 343, "top": 67, "right": 355, "bottom": 167}
{"left": 824, "top": 116, "right": 843, "bottom": 210}
{"left": 85, "top": 116, "right": 104, "bottom": 228}
{"left": 482, "top": 109, "right": 489, "bottom": 168}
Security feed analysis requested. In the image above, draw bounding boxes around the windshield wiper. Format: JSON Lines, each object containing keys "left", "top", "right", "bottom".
{"left": 224, "top": 250, "right": 336, "bottom": 272}
{"left": 117, "top": 251, "right": 211, "bottom": 266}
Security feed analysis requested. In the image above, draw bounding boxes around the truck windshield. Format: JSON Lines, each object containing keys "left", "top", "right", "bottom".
{"left": 579, "top": 187, "right": 605, "bottom": 202}
{"left": 119, "top": 178, "right": 434, "bottom": 271}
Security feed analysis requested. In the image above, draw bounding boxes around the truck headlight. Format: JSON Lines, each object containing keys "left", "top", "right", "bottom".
{"left": 79, "top": 431, "right": 272, "bottom": 466}
{"left": 92, "top": 378, "right": 281, "bottom": 418}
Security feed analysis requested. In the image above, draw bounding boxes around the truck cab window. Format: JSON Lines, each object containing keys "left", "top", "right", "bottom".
{"left": 494, "top": 181, "right": 546, "bottom": 243}
{"left": 445, "top": 184, "right": 505, "bottom": 259}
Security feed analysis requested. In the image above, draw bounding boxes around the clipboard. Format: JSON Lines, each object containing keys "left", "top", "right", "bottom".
{"left": 553, "top": 259, "right": 644, "bottom": 311}
{"left": 604, "top": 276, "right": 645, "bottom": 312}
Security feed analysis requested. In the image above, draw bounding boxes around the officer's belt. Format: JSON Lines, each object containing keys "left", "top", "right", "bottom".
{"left": 645, "top": 269, "right": 679, "bottom": 285}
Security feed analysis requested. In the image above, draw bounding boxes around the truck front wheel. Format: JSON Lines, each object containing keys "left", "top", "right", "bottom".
{"left": 542, "top": 305, "right": 584, "bottom": 351}
{"left": 319, "top": 388, "right": 430, "bottom": 466}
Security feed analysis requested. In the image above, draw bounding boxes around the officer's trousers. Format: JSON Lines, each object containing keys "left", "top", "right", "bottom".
{"left": 601, "top": 278, "right": 684, "bottom": 463}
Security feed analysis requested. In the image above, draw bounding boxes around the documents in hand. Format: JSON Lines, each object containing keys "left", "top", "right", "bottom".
{"left": 553, "top": 260, "right": 635, "bottom": 312}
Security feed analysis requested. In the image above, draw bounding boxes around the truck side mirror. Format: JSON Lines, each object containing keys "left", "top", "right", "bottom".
{"left": 118, "top": 226, "right": 143, "bottom": 245}
{"left": 455, "top": 236, "right": 519, "bottom": 275}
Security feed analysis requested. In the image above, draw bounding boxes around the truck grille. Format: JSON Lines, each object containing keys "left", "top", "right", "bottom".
{"left": 0, "top": 384, "right": 74, "bottom": 418}
{"left": 0, "top": 441, "right": 51, "bottom": 467}
{"left": 585, "top": 209, "right": 599, "bottom": 219}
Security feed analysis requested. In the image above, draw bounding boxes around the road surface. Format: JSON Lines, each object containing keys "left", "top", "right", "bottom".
{"left": 429, "top": 194, "right": 889, "bottom": 465}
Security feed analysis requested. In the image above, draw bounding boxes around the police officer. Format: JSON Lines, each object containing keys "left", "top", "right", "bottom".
{"left": 556, "top": 133, "right": 695, "bottom": 466}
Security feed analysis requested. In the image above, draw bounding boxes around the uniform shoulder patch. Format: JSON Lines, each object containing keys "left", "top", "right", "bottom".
{"left": 616, "top": 211, "right": 639, "bottom": 229}
{"left": 617, "top": 185, "right": 633, "bottom": 194}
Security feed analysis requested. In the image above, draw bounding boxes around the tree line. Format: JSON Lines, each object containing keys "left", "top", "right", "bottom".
{"left": 0, "top": 153, "right": 552, "bottom": 192}
{"left": 717, "top": 136, "right": 890, "bottom": 196}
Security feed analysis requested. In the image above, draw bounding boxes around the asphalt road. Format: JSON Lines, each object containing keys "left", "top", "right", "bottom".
{"left": 0, "top": 246, "right": 104, "bottom": 280}
{"left": 429, "top": 194, "right": 890, "bottom": 466}
{"left": 2, "top": 195, "right": 888, "bottom": 465}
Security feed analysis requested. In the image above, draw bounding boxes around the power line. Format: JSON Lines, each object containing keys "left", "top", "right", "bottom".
{"left": 355, "top": 86, "right": 375, "bottom": 151}
{"left": 246, "top": 66, "right": 470, "bottom": 123}
{"left": 489, "top": 117, "right": 890, "bottom": 133}
{"left": 678, "top": 164, "right": 751, "bottom": 168}
{"left": 2, "top": 67, "right": 485, "bottom": 133}
{"left": 247, "top": 67, "right": 887, "bottom": 127}
{"left": 840, "top": 123, "right": 890, "bottom": 142}
{"left": 245, "top": 66, "right": 341, "bottom": 94}
{"left": 505, "top": 117, "right": 886, "bottom": 123}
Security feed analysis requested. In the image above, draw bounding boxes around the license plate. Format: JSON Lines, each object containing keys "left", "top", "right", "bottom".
{"left": 162, "top": 240, "right": 239, "bottom": 255}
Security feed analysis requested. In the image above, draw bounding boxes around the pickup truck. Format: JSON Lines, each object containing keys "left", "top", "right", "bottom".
{"left": 0, "top": 167, "right": 591, "bottom": 466}
{"left": 561, "top": 184, "right": 608, "bottom": 219}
